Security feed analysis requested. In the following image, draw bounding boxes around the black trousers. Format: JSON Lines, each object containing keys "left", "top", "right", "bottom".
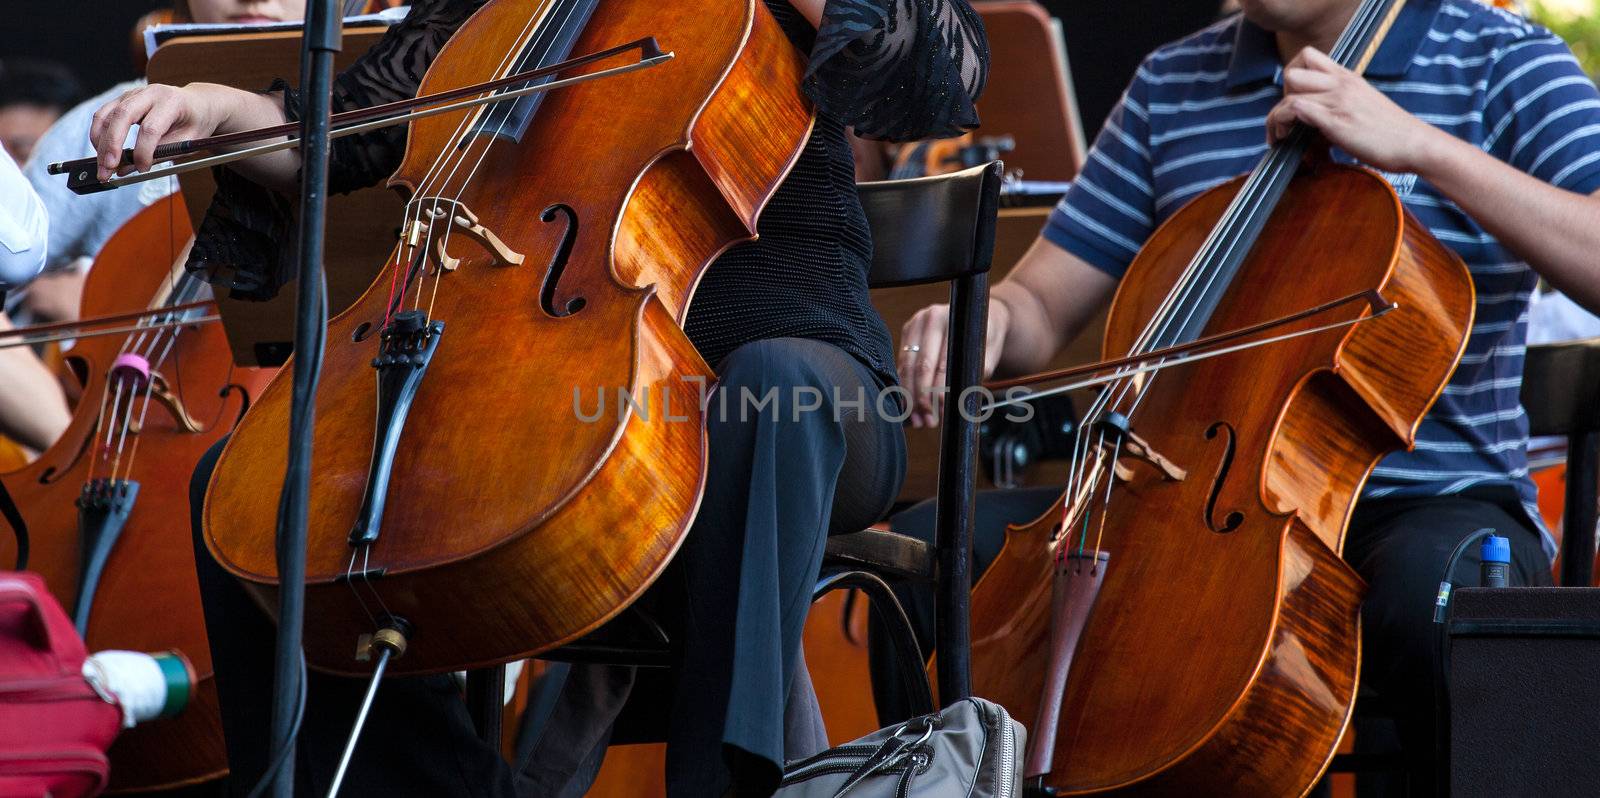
{"left": 520, "top": 337, "right": 906, "bottom": 797}
{"left": 190, "top": 337, "right": 904, "bottom": 797}
{"left": 876, "top": 487, "right": 1553, "bottom": 797}
{"left": 189, "top": 440, "right": 519, "bottom": 798}
{"left": 1339, "top": 492, "right": 1551, "bottom": 797}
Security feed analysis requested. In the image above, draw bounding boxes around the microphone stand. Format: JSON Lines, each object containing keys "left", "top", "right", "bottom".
{"left": 267, "top": 0, "right": 340, "bottom": 794}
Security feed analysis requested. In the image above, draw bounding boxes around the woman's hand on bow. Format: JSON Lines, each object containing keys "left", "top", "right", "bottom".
{"left": 89, "top": 82, "right": 296, "bottom": 189}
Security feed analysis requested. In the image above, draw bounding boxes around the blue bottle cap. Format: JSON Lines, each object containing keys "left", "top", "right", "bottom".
{"left": 1481, "top": 534, "right": 1512, "bottom": 565}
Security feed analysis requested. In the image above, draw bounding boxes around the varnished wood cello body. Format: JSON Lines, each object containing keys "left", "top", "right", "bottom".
{"left": 959, "top": 1, "right": 1476, "bottom": 794}
{"left": 0, "top": 194, "right": 273, "bottom": 792}
{"left": 203, "top": 0, "right": 814, "bottom": 674}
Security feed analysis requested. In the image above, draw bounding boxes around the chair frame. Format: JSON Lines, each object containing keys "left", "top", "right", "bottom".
{"left": 1521, "top": 336, "right": 1600, "bottom": 587}
{"left": 815, "top": 161, "right": 1004, "bottom": 714}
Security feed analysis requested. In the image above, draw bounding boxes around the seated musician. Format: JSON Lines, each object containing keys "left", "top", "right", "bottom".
{"left": 902, "top": 0, "right": 1600, "bottom": 792}
{"left": 19, "top": 0, "right": 307, "bottom": 325}
{"left": 0, "top": 1, "right": 307, "bottom": 464}
{"left": 88, "top": 0, "right": 986, "bottom": 794}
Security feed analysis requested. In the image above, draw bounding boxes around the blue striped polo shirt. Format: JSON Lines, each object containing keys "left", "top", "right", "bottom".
{"left": 1044, "top": 0, "right": 1600, "bottom": 558}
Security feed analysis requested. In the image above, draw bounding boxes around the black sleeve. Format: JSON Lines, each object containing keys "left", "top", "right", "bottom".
{"left": 803, "top": 0, "right": 988, "bottom": 142}
{"left": 187, "top": 0, "right": 485, "bottom": 300}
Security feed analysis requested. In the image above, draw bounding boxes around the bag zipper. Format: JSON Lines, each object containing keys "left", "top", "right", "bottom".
{"left": 895, "top": 750, "right": 930, "bottom": 798}
{"left": 989, "top": 700, "right": 1018, "bottom": 798}
{"left": 780, "top": 755, "right": 918, "bottom": 786}
{"left": 785, "top": 742, "right": 882, "bottom": 774}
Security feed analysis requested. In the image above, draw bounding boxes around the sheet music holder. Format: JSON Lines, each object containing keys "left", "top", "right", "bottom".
{"left": 145, "top": 20, "right": 404, "bottom": 366}
{"left": 141, "top": 9, "right": 404, "bottom": 58}
{"left": 973, "top": 0, "right": 1088, "bottom": 180}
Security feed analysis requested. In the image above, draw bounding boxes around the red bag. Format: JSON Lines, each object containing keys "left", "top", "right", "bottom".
{"left": 0, "top": 572, "right": 122, "bottom": 798}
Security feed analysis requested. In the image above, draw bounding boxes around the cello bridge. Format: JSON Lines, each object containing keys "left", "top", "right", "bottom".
{"left": 1113, "top": 428, "right": 1187, "bottom": 483}
{"left": 405, "top": 199, "right": 526, "bottom": 273}
{"left": 121, "top": 373, "right": 205, "bottom": 435}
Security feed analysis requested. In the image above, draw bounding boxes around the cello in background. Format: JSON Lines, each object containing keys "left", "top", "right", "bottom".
{"left": 0, "top": 194, "right": 273, "bottom": 792}
{"left": 958, "top": 0, "right": 1475, "bottom": 793}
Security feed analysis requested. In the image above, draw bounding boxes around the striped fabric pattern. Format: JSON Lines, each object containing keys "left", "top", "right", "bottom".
{"left": 1043, "top": 0, "right": 1600, "bottom": 557}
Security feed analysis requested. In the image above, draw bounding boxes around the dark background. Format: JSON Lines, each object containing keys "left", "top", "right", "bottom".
{"left": 1044, "top": 1, "right": 1227, "bottom": 138}
{"left": 1, "top": 0, "right": 168, "bottom": 97}
{"left": 0, "top": 0, "right": 1225, "bottom": 136}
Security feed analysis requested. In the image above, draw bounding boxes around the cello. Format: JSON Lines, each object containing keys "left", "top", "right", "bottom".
{"left": 0, "top": 194, "right": 273, "bottom": 792}
{"left": 200, "top": 0, "right": 814, "bottom": 674}
{"left": 959, "top": 0, "right": 1475, "bottom": 793}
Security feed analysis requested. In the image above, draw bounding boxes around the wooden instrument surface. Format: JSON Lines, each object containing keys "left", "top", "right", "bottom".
{"left": 961, "top": 160, "right": 1474, "bottom": 794}
{"left": 969, "top": 0, "right": 1086, "bottom": 179}
{"left": 0, "top": 195, "right": 274, "bottom": 792}
{"left": 146, "top": 24, "right": 404, "bottom": 366}
{"left": 203, "top": 0, "right": 816, "bottom": 675}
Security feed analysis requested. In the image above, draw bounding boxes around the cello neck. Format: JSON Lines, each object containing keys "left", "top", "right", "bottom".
{"left": 1131, "top": 0, "right": 1410, "bottom": 355}
{"left": 1340, "top": 0, "right": 1409, "bottom": 77}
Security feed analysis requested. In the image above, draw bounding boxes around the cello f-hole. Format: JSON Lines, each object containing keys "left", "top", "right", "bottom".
{"left": 539, "top": 204, "right": 584, "bottom": 318}
{"left": 1203, "top": 421, "right": 1245, "bottom": 533}
{"left": 219, "top": 382, "right": 254, "bottom": 428}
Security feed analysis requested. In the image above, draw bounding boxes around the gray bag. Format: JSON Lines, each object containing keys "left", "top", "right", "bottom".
{"left": 775, "top": 697, "right": 1025, "bottom": 798}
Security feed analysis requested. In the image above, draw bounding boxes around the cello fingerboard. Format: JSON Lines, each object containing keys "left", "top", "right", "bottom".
{"left": 471, "top": 0, "right": 600, "bottom": 145}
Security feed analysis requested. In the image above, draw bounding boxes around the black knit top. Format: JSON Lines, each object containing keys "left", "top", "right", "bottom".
{"left": 188, "top": 0, "right": 988, "bottom": 387}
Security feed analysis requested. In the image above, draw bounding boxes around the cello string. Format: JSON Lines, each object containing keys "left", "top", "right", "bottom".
{"left": 108, "top": 379, "right": 142, "bottom": 481}
{"left": 117, "top": 373, "right": 160, "bottom": 483}
{"left": 1054, "top": 142, "right": 1283, "bottom": 540}
{"left": 430, "top": 0, "right": 581, "bottom": 251}
{"left": 1085, "top": 0, "right": 1385, "bottom": 427}
{"left": 425, "top": 0, "right": 583, "bottom": 320}
{"left": 402, "top": 2, "right": 546, "bottom": 262}
{"left": 1055, "top": 0, "right": 1390, "bottom": 544}
{"left": 113, "top": 277, "right": 192, "bottom": 480}
{"left": 99, "top": 378, "right": 128, "bottom": 473}
{"left": 360, "top": 544, "right": 395, "bottom": 621}
{"left": 407, "top": 0, "right": 570, "bottom": 315}
{"left": 1120, "top": 0, "right": 1384, "bottom": 364}
{"left": 343, "top": 549, "right": 381, "bottom": 628}
{"left": 90, "top": 185, "right": 195, "bottom": 483}
{"left": 1111, "top": 0, "right": 1389, "bottom": 421}
{"left": 153, "top": 283, "right": 214, "bottom": 435}
{"left": 1074, "top": 429, "right": 1107, "bottom": 554}
{"left": 407, "top": 0, "right": 562, "bottom": 314}
{"left": 391, "top": 0, "right": 552, "bottom": 321}
{"left": 1056, "top": 97, "right": 1311, "bottom": 513}
{"left": 1090, "top": 444, "right": 1122, "bottom": 555}
{"left": 1078, "top": 130, "right": 1314, "bottom": 507}
{"left": 96, "top": 280, "right": 177, "bottom": 479}
{"left": 107, "top": 267, "right": 208, "bottom": 480}
{"left": 87, "top": 381, "right": 117, "bottom": 481}
{"left": 1101, "top": 0, "right": 1383, "bottom": 390}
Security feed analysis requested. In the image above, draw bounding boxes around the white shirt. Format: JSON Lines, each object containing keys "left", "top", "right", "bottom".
{"left": 0, "top": 147, "right": 48, "bottom": 289}
{"left": 1529, "top": 289, "right": 1600, "bottom": 346}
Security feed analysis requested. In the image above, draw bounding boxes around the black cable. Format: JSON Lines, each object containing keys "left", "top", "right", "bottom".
{"left": 266, "top": 1, "right": 341, "bottom": 794}
{"left": 1432, "top": 526, "right": 1497, "bottom": 795}
{"left": 262, "top": 254, "right": 329, "bottom": 793}
{"left": 246, "top": 653, "right": 308, "bottom": 798}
